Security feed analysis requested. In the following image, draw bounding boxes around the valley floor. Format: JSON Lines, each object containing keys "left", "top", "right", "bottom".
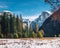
{"left": 0, "top": 38, "right": 60, "bottom": 48}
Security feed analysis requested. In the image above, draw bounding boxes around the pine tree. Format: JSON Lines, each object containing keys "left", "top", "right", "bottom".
{"left": 10, "top": 14, "right": 13, "bottom": 33}
{"left": 19, "top": 14, "right": 23, "bottom": 37}
{"left": 6, "top": 14, "right": 11, "bottom": 38}
{"left": 29, "top": 24, "right": 32, "bottom": 32}
{"left": 44, "top": 0, "right": 60, "bottom": 12}
{"left": 37, "top": 31, "right": 44, "bottom": 38}
{"left": 1, "top": 12, "right": 9, "bottom": 37}
{"left": 30, "top": 31, "right": 37, "bottom": 38}
{"left": 35, "top": 22, "right": 39, "bottom": 33}
{"left": 6, "top": 14, "right": 10, "bottom": 34}
{"left": 1, "top": 12, "right": 6, "bottom": 34}
{"left": 0, "top": 15, "right": 2, "bottom": 33}
{"left": 10, "top": 14, "right": 16, "bottom": 33}
{"left": 12, "top": 14, "right": 16, "bottom": 33}
{"left": 20, "top": 14, "right": 23, "bottom": 33}
{"left": 16, "top": 15, "right": 20, "bottom": 32}
{"left": 0, "top": 24, "right": 1, "bottom": 33}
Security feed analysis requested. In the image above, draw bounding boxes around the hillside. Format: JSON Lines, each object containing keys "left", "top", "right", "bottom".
{"left": 40, "top": 8, "right": 60, "bottom": 37}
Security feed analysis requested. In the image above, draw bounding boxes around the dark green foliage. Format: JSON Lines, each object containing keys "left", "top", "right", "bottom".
{"left": 37, "top": 31, "right": 44, "bottom": 38}
{"left": 1, "top": 12, "right": 7, "bottom": 34}
{"left": 0, "top": 11, "right": 59, "bottom": 38}
{"left": 13, "top": 33, "right": 18, "bottom": 38}
{"left": 37, "top": 32, "right": 41, "bottom": 37}
{"left": 16, "top": 15, "right": 19, "bottom": 32}
{"left": 0, "top": 12, "right": 23, "bottom": 38}
{"left": 23, "top": 31, "right": 28, "bottom": 38}
{"left": 29, "top": 31, "right": 37, "bottom": 38}
{"left": 12, "top": 15, "right": 16, "bottom": 33}
{"left": 18, "top": 33, "right": 22, "bottom": 38}
{"left": 0, "top": 12, "right": 44, "bottom": 38}
{"left": 19, "top": 14, "right": 23, "bottom": 33}
{"left": 0, "top": 33, "right": 3, "bottom": 38}
{"left": 0, "top": 24, "right": 1, "bottom": 33}
{"left": 58, "top": 34, "right": 60, "bottom": 37}
{"left": 35, "top": 23, "right": 39, "bottom": 33}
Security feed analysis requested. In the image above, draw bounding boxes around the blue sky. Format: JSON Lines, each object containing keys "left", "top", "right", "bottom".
{"left": 0, "top": 0, "right": 51, "bottom": 17}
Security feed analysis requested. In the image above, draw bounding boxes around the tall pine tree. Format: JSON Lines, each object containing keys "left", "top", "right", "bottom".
{"left": 35, "top": 22, "right": 39, "bottom": 33}
{"left": 16, "top": 15, "right": 20, "bottom": 32}
{"left": 19, "top": 14, "right": 23, "bottom": 37}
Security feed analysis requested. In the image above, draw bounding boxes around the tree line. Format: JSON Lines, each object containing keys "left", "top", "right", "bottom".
{"left": 0, "top": 12, "right": 44, "bottom": 38}
{"left": 0, "top": 12, "right": 23, "bottom": 38}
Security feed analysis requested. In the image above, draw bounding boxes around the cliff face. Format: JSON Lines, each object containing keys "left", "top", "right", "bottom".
{"left": 40, "top": 9, "right": 60, "bottom": 37}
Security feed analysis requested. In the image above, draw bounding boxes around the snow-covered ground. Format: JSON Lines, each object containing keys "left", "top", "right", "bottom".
{"left": 0, "top": 38, "right": 60, "bottom": 48}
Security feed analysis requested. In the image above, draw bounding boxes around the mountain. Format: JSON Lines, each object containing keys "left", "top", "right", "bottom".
{"left": 23, "top": 19, "right": 31, "bottom": 30}
{"left": 31, "top": 11, "right": 51, "bottom": 31}
{"left": 35, "top": 11, "right": 51, "bottom": 27}
{"left": 0, "top": 10, "right": 13, "bottom": 16}
{"left": 40, "top": 8, "right": 60, "bottom": 37}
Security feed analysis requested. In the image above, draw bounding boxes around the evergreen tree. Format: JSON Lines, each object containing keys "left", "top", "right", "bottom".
{"left": 24, "top": 31, "right": 28, "bottom": 38}
{"left": 20, "top": 14, "right": 23, "bottom": 32}
{"left": 6, "top": 14, "right": 10, "bottom": 34}
{"left": 37, "top": 30, "right": 44, "bottom": 38}
{"left": 35, "top": 23, "right": 39, "bottom": 33}
{"left": 19, "top": 14, "right": 23, "bottom": 37}
{"left": 10, "top": 14, "right": 13, "bottom": 33}
{"left": 30, "top": 31, "right": 37, "bottom": 38}
{"left": 10, "top": 14, "right": 16, "bottom": 33}
{"left": 29, "top": 24, "right": 33, "bottom": 32}
{"left": 13, "top": 33, "right": 18, "bottom": 38}
{"left": 0, "top": 16, "right": 1, "bottom": 33}
{"left": 5, "top": 14, "right": 11, "bottom": 38}
{"left": 12, "top": 14, "right": 16, "bottom": 33}
{"left": 16, "top": 15, "right": 20, "bottom": 32}
{"left": 0, "top": 24, "right": 1, "bottom": 33}
{"left": 0, "top": 32, "right": 3, "bottom": 38}
{"left": 1, "top": 12, "right": 7, "bottom": 35}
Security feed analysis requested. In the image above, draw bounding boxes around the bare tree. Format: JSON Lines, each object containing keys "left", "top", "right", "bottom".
{"left": 44, "top": 0, "right": 60, "bottom": 12}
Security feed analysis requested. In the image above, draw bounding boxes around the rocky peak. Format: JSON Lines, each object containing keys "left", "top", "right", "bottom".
{"left": 51, "top": 8, "right": 60, "bottom": 21}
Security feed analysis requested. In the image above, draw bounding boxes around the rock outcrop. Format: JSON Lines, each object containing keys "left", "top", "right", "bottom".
{"left": 40, "top": 8, "right": 60, "bottom": 37}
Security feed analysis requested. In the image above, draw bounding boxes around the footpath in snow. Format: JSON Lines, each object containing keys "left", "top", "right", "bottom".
{"left": 0, "top": 38, "right": 60, "bottom": 48}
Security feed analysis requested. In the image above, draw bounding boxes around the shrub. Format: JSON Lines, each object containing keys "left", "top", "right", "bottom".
{"left": 18, "top": 32, "right": 22, "bottom": 38}
{"left": 13, "top": 33, "right": 18, "bottom": 38}
{"left": 0, "top": 33, "right": 3, "bottom": 38}
{"left": 37, "top": 30, "right": 44, "bottom": 38}
{"left": 58, "top": 34, "right": 60, "bottom": 37}
{"left": 30, "top": 31, "right": 37, "bottom": 38}
{"left": 10, "top": 34, "right": 14, "bottom": 38}
{"left": 24, "top": 31, "right": 28, "bottom": 38}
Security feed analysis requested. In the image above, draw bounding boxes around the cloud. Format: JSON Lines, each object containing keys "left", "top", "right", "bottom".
{"left": 22, "top": 10, "right": 52, "bottom": 21}
{"left": 0, "top": 5, "right": 8, "bottom": 8}
{"left": 22, "top": 13, "right": 40, "bottom": 21}
{"left": 13, "top": 11, "right": 40, "bottom": 21}
{"left": 0, "top": 2, "right": 8, "bottom": 8}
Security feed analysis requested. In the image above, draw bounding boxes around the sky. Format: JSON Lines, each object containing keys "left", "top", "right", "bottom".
{"left": 0, "top": 0, "right": 51, "bottom": 21}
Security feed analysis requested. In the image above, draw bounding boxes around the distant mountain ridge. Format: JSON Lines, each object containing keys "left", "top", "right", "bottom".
{"left": 40, "top": 8, "right": 60, "bottom": 37}
{"left": 30, "top": 11, "right": 51, "bottom": 31}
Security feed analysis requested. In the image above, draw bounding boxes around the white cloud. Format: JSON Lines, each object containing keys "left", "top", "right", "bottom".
{"left": 13, "top": 10, "right": 51, "bottom": 21}
{"left": 22, "top": 10, "right": 52, "bottom": 21}
{"left": 22, "top": 13, "right": 40, "bottom": 21}
{"left": 0, "top": 5, "right": 8, "bottom": 8}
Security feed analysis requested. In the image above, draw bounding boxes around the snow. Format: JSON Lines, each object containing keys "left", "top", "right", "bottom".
{"left": 0, "top": 38, "right": 60, "bottom": 48}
